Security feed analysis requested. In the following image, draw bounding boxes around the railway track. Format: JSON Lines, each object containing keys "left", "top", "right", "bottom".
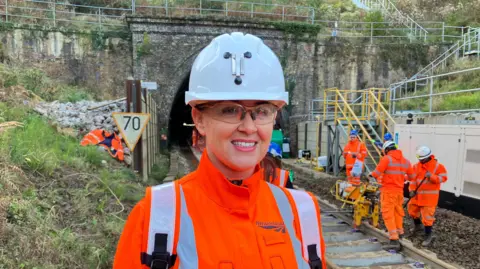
{"left": 294, "top": 186, "right": 460, "bottom": 269}
{"left": 181, "top": 146, "right": 460, "bottom": 269}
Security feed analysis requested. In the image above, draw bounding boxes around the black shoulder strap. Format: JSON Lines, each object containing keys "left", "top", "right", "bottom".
{"left": 140, "top": 233, "right": 177, "bottom": 269}
{"left": 307, "top": 244, "right": 322, "bottom": 269}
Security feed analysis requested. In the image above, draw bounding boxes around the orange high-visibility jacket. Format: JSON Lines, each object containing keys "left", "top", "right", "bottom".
{"left": 371, "top": 149, "right": 414, "bottom": 192}
{"left": 80, "top": 129, "right": 124, "bottom": 161}
{"left": 113, "top": 151, "right": 326, "bottom": 269}
{"left": 409, "top": 158, "right": 447, "bottom": 207}
{"left": 343, "top": 140, "right": 367, "bottom": 169}
{"left": 272, "top": 168, "right": 290, "bottom": 188}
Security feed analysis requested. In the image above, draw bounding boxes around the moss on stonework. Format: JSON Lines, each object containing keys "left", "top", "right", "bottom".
{"left": 0, "top": 22, "right": 130, "bottom": 50}
{"left": 379, "top": 43, "right": 430, "bottom": 73}
{"left": 270, "top": 21, "right": 321, "bottom": 39}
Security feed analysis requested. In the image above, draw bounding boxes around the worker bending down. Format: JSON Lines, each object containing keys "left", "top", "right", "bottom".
{"left": 262, "top": 142, "right": 294, "bottom": 189}
{"left": 113, "top": 32, "right": 326, "bottom": 269}
{"left": 369, "top": 141, "right": 415, "bottom": 251}
{"left": 343, "top": 130, "right": 367, "bottom": 186}
{"left": 407, "top": 146, "right": 448, "bottom": 246}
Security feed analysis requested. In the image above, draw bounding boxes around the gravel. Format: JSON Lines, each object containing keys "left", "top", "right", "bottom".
{"left": 34, "top": 100, "right": 126, "bottom": 133}
{"left": 294, "top": 174, "right": 480, "bottom": 269}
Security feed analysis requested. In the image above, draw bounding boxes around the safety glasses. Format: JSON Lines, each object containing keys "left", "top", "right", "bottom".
{"left": 196, "top": 102, "right": 278, "bottom": 125}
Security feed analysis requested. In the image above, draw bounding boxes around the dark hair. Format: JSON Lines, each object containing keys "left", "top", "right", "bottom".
{"left": 261, "top": 154, "right": 282, "bottom": 183}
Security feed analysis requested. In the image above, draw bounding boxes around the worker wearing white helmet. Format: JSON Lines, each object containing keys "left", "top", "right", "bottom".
{"left": 407, "top": 146, "right": 448, "bottom": 246}
{"left": 369, "top": 140, "right": 415, "bottom": 251}
{"left": 114, "top": 32, "right": 326, "bottom": 269}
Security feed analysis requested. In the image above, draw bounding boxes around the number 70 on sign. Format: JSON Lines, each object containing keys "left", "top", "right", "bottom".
{"left": 112, "top": 112, "right": 151, "bottom": 151}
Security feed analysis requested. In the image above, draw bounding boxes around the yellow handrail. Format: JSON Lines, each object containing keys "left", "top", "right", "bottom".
{"left": 335, "top": 89, "right": 383, "bottom": 161}
{"left": 368, "top": 90, "right": 396, "bottom": 125}
{"left": 321, "top": 87, "right": 397, "bottom": 170}
{"left": 333, "top": 107, "right": 379, "bottom": 167}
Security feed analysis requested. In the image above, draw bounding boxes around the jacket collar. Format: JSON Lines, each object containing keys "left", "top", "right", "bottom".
{"left": 195, "top": 150, "right": 263, "bottom": 211}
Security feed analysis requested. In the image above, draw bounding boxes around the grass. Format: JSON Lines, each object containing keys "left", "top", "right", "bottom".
{"left": 396, "top": 60, "right": 480, "bottom": 112}
{"left": 0, "top": 64, "right": 99, "bottom": 103}
{"left": 0, "top": 65, "right": 170, "bottom": 268}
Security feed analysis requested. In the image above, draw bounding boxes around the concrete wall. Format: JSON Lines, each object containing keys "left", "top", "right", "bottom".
{"left": 0, "top": 26, "right": 132, "bottom": 99}
{"left": 392, "top": 113, "right": 480, "bottom": 126}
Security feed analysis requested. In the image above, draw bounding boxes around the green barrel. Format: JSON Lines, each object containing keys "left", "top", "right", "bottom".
{"left": 271, "top": 130, "right": 283, "bottom": 148}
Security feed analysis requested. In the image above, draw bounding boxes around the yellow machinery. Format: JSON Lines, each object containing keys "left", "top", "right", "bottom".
{"left": 331, "top": 179, "right": 380, "bottom": 228}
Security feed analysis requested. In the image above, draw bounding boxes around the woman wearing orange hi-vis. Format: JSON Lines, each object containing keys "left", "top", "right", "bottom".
{"left": 407, "top": 146, "right": 448, "bottom": 247}
{"left": 343, "top": 129, "right": 367, "bottom": 186}
{"left": 369, "top": 141, "right": 415, "bottom": 251}
{"left": 113, "top": 32, "right": 326, "bottom": 269}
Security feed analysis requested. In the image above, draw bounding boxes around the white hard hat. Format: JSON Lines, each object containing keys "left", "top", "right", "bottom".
{"left": 185, "top": 32, "right": 288, "bottom": 107}
{"left": 416, "top": 146, "right": 432, "bottom": 160}
{"left": 382, "top": 141, "right": 396, "bottom": 151}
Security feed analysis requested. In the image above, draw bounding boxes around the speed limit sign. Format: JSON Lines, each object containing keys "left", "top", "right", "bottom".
{"left": 112, "top": 112, "right": 151, "bottom": 151}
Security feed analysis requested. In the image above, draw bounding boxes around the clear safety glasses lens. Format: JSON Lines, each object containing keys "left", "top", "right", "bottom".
{"left": 200, "top": 102, "right": 278, "bottom": 125}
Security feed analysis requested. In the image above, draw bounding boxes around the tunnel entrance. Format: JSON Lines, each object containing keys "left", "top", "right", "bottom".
{"left": 168, "top": 72, "right": 193, "bottom": 147}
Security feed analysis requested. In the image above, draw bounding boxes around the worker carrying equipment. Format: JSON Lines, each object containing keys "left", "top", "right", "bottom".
{"left": 407, "top": 146, "right": 448, "bottom": 247}
{"left": 113, "top": 32, "right": 326, "bottom": 269}
{"left": 343, "top": 129, "right": 367, "bottom": 186}
{"left": 369, "top": 141, "right": 415, "bottom": 251}
{"left": 261, "top": 142, "right": 294, "bottom": 189}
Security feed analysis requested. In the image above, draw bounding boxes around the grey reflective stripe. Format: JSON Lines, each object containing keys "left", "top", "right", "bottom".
{"left": 433, "top": 163, "right": 440, "bottom": 174}
{"left": 279, "top": 170, "right": 286, "bottom": 187}
{"left": 418, "top": 190, "right": 439, "bottom": 194}
{"left": 148, "top": 183, "right": 198, "bottom": 269}
{"left": 372, "top": 169, "right": 381, "bottom": 175}
{"left": 286, "top": 188, "right": 325, "bottom": 265}
{"left": 438, "top": 173, "right": 447, "bottom": 177}
{"left": 267, "top": 184, "right": 310, "bottom": 269}
{"left": 409, "top": 173, "right": 416, "bottom": 179}
{"left": 148, "top": 183, "right": 176, "bottom": 256}
{"left": 387, "top": 155, "right": 393, "bottom": 164}
{"left": 389, "top": 162, "right": 410, "bottom": 168}
{"left": 425, "top": 215, "right": 435, "bottom": 220}
{"left": 177, "top": 185, "right": 198, "bottom": 269}
{"left": 384, "top": 170, "right": 405, "bottom": 175}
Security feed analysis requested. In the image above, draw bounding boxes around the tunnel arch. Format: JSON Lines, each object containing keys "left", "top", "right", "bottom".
{"left": 168, "top": 72, "right": 193, "bottom": 147}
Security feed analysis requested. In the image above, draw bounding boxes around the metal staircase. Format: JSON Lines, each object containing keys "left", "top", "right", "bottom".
{"left": 322, "top": 88, "right": 395, "bottom": 175}
{"left": 389, "top": 27, "right": 480, "bottom": 98}
{"left": 356, "top": 0, "right": 428, "bottom": 41}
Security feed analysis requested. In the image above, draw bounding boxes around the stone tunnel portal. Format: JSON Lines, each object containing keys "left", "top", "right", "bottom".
{"left": 168, "top": 73, "right": 193, "bottom": 147}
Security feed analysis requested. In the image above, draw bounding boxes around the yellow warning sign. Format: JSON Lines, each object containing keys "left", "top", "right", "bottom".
{"left": 112, "top": 112, "right": 150, "bottom": 151}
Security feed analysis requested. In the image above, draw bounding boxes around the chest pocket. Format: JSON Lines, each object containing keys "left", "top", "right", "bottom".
{"left": 263, "top": 234, "right": 287, "bottom": 269}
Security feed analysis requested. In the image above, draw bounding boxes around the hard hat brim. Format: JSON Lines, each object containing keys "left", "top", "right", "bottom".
{"left": 185, "top": 91, "right": 288, "bottom": 107}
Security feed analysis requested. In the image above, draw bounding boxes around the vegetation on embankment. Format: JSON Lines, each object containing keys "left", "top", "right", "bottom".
{"left": 396, "top": 60, "right": 480, "bottom": 112}
{"left": 0, "top": 65, "right": 169, "bottom": 268}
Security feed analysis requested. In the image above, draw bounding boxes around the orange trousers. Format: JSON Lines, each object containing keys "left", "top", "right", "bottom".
{"left": 380, "top": 190, "right": 405, "bottom": 240}
{"left": 346, "top": 168, "right": 361, "bottom": 185}
{"left": 408, "top": 203, "right": 436, "bottom": 226}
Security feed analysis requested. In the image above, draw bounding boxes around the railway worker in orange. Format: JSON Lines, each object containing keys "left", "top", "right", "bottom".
{"left": 262, "top": 142, "right": 294, "bottom": 189}
{"left": 192, "top": 127, "right": 198, "bottom": 148}
{"left": 113, "top": 32, "right": 327, "bottom": 269}
{"left": 343, "top": 129, "right": 367, "bottom": 186}
{"left": 369, "top": 141, "right": 415, "bottom": 251}
{"left": 407, "top": 146, "right": 448, "bottom": 247}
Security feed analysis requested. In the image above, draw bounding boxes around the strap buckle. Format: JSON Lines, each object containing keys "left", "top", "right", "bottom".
{"left": 150, "top": 251, "right": 170, "bottom": 269}
{"left": 309, "top": 258, "right": 322, "bottom": 269}
{"left": 307, "top": 244, "right": 322, "bottom": 269}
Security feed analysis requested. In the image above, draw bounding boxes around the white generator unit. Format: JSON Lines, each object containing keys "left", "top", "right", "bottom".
{"left": 394, "top": 124, "right": 480, "bottom": 219}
